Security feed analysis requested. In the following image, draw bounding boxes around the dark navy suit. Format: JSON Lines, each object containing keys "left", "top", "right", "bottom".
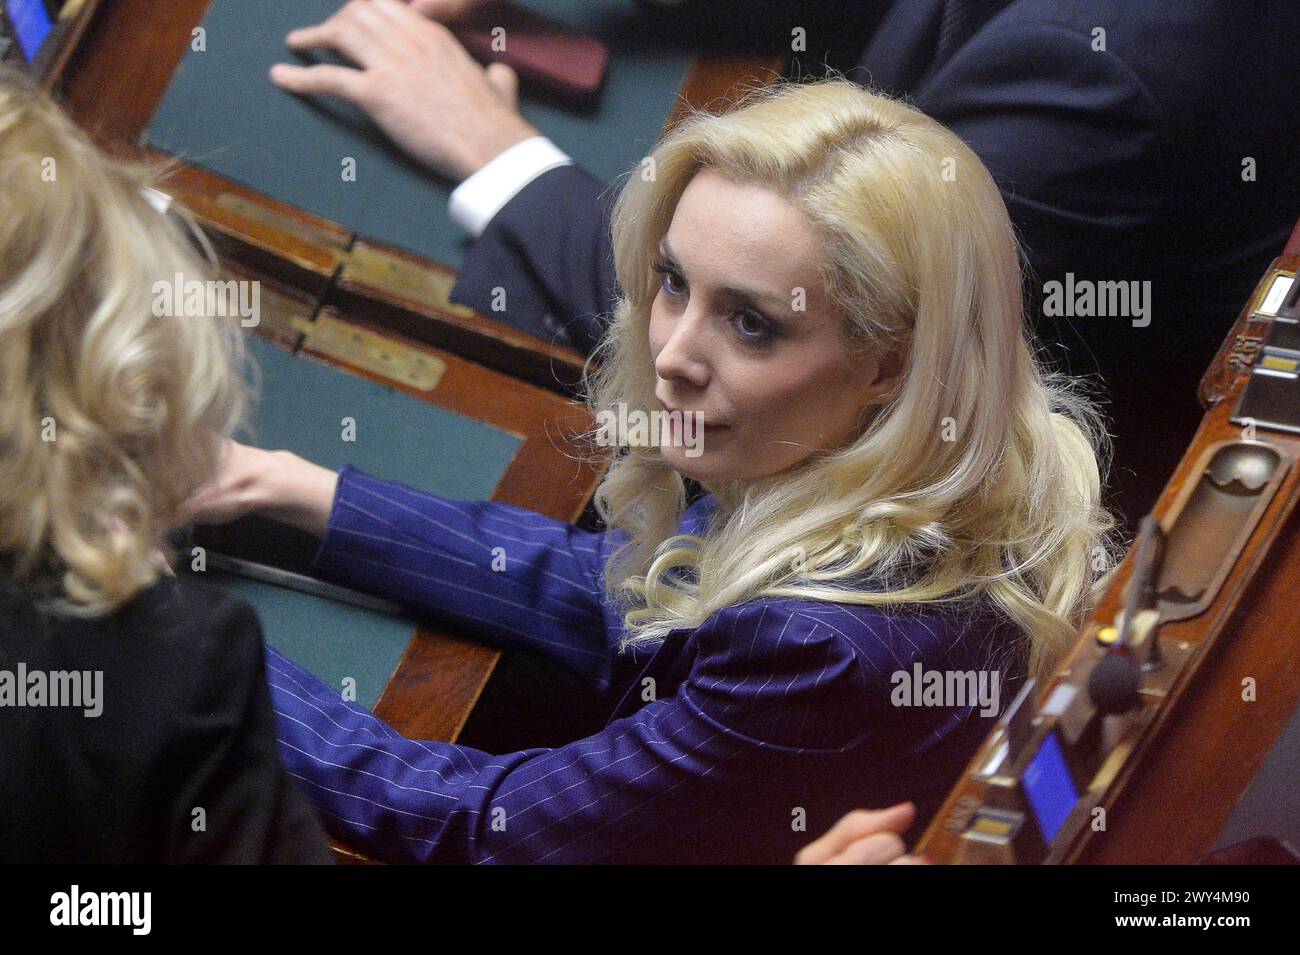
{"left": 449, "top": 0, "right": 1300, "bottom": 527}
{"left": 267, "top": 466, "right": 1027, "bottom": 863}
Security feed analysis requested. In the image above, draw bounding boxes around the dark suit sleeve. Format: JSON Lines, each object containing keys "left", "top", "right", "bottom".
{"left": 163, "top": 596, "right": 333, "bottom": 864}
{"left": 450, "top": 164, "right": 621, "bottom": 356}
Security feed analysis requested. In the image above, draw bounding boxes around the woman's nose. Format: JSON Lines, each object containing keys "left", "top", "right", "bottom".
{"left": 654, "top": 307, "right": 711, "bottom": 387}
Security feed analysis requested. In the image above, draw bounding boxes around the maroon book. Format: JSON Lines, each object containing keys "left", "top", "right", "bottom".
{"left": 451, "top": 1, "right": 609, "bottom": 102}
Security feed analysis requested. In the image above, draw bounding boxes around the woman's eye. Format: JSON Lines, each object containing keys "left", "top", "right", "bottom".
{"left": 653, "top": 262, "right": 685, "bottom": 297}
{"left": 733, "top": 310, "right": 774, "bottom": 344}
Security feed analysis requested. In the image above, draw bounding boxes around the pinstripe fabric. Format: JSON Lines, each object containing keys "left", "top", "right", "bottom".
{"left": 267, "top": 465, "right": 1027, "bottom": 863}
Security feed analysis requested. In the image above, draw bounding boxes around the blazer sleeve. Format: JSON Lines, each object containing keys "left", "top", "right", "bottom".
{"left": 162, "top": 594, "right": 333, "bottom": 864}
{"left": 265, "top": 601, "right": 875, "bottom": 864}
{"left": 450, "top": 164, "right": 620, "bottom": 356}
{"left": 309, "top": 465, "right": 628, "bottom": 691}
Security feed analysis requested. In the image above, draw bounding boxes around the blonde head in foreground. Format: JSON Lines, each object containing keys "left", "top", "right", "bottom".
{"left": 0, "top": 70, "right": 246, "bottom": 617}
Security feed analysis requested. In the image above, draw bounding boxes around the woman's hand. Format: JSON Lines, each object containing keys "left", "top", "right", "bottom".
{"left": 794, "top": 802, "right": 930, "bottom": 865}
{"left": 178, "top": 439, "right": 340, "bottom": 539}
{"left": 270, "top": 0, "right": 539, "bottom": 182}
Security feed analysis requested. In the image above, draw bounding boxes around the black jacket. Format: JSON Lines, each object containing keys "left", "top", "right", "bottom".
{"left": 0, "top": 574, "right": 332, "bottom": 863}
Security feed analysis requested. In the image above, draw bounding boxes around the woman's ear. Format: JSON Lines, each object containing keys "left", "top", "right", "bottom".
{"left": 863, "top": 344, "right": 908, "bottom": 404}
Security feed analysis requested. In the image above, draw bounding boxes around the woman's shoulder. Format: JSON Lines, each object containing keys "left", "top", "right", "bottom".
{"left": 1, "top": 573, "right": 268, "bottom": 706}
{"left": 702, "top": 588, "right": 1025, "bottom": 678}
{"left": 116, "top": 575, "right": 267, "bottom": 681}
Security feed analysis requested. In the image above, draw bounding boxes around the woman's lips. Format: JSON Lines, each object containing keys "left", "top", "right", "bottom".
{"left": 658, "top": 401, "right": 728, "bottom": 428}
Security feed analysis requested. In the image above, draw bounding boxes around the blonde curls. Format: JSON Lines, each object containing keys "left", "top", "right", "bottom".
{"left": 0, "top": 70, "right": 247, "bottom": 616}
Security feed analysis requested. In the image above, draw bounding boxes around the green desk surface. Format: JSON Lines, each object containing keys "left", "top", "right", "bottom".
{"left": 242, "top": 335, "right": 520, "bottom": 499}
{"left": 205, "top": 335, "right": 523, "bottom": 710}
{"left": 213, "top": 570, "right": 413, "bottom": 711}
{"left": 146, "top": 0, "right": 694, "bottom": 268}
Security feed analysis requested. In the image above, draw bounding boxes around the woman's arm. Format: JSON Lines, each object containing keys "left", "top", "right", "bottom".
{"left": 264, "top": 601, "right": 887, "bottom": 864}
{"left": 180, "top": 439, "right": 338, "bottom": 538}
{"left": 182, "top": 440, "right": 628, "bottom": 688}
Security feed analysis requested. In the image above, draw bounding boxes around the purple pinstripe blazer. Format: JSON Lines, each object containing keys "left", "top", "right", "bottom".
{"left": 267, "top": 465, "right": 1027, "bottom": 863}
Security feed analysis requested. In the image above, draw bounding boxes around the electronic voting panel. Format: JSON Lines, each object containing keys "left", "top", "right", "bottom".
{"left": 0, "top": 0, "right": 99, "bottom": 86}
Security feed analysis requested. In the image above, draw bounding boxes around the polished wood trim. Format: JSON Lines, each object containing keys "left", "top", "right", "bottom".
{"left": 58, "top": 0, "right": 210, "bottom": 147}
{"left": 39, "top": 0, "right": 107, "bottom": 93}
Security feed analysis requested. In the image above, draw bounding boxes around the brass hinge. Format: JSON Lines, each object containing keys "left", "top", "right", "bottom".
{"left": 255, "top": 284, "right": 445, "bottom": 391}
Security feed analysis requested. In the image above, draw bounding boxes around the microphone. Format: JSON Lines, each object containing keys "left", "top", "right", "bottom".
{"left": 1088, "top": 647, "right": 1141, "bottom": 714}
{"left": 1087, "top": 515, "right": 1165, "bottom": 714}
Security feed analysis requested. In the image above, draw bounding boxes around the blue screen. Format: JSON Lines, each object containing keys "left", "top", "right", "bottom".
{"left": 1023, "top": 732, "right": 1080, "bottom": 843}
{"left": 10, "top": 0, "right": 54, "bottom": 62}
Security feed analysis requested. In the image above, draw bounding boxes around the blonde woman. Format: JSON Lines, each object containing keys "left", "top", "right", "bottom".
{"left": 187, "top": 78, "right": 1118, "bottom": 864}
{"left": 0, "top": 71, "right": 330, "bottom": 863}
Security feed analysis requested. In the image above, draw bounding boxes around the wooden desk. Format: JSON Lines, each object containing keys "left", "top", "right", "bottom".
{"left": 56, "top": 0, "right": 785, "bottom": 390}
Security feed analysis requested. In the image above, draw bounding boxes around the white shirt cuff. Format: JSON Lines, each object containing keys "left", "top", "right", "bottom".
{"left": 449, "top": 136, "right": 574, "bottom": 239}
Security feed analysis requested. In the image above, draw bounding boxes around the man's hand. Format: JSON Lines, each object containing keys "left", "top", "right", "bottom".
{"left": 408, "top": 0, "right": 485, "bottom": 21}
{"left": 270, "top": 0, "right": 539, "bottom": 181}
{"left": 794, "top": 803, "right": 931, "bottom": 865}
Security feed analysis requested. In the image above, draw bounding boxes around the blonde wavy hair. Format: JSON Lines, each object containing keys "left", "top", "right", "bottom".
{"left": 0, "top": 70, "right": 246, "bottom": 616}
{"left": 584, "top": 78, "right": 1122, "bottom": 683}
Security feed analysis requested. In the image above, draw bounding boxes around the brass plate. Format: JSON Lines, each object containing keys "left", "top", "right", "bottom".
{"left": 302, "top": 314, "right": 445, "bottom": 392}
{"left": 341, "top": 242, "right": 478, "bottom": 319}
{"left": 246, "top": 284, "right": 443, "bottom": 392}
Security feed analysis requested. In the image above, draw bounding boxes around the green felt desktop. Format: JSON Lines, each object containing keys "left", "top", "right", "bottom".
{"left": 145, "top": 0, "right": 693, "bottom": 269}
{"left": 195, "top": 336, "right": 521, "bottom": 711}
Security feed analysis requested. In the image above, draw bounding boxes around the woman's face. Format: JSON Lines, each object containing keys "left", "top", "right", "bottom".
{"left": 649, "top": 168, "right": 899, "bottom": 484}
